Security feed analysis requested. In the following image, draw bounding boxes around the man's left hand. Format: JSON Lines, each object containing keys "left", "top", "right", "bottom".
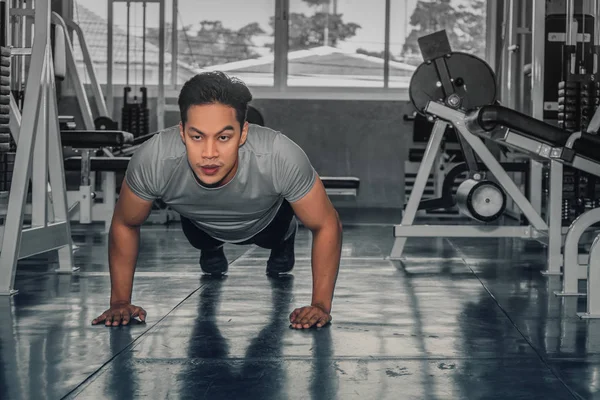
{"left": 289, "top": 305, "right": 332, "bottom": 329}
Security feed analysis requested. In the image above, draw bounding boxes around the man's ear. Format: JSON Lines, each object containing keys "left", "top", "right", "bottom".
{"left": 240, "top": 121, "right": 249, "bottom": 146}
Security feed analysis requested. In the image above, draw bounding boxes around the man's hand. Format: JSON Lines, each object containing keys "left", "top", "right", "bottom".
{"left": 289, "top": 305, "right": 331, "bottom": 329}
{"left": 92, "top": 302, "right": 147, "bottom": 327}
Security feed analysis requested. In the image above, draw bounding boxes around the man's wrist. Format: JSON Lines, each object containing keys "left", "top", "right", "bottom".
{"left": 311, "top": 301, "right": 331, "bottom": 314}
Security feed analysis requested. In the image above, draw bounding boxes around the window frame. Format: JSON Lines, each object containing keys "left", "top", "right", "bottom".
{"left": 77, "top": 0, "right": 494, "bottom": 102}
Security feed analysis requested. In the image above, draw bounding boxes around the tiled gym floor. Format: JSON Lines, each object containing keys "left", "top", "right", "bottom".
{"left": 0, "top": 213, "right": 598, "bottom": 399}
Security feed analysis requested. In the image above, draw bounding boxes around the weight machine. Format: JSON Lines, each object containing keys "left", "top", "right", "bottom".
{"left": 0, "top": 0, "right": 133, "bottom": 296}
{"left": 0, "top": 0, "right": 76, "bottom": 296}
{"left": 106, "top": 0, "right": 165, "bottom": 133}
{"left": 393, "top": 25, "right": 600, "bottom": 319}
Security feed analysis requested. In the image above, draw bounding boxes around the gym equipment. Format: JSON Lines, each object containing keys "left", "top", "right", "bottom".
{"left": 0, "top": 0, "right": 76, "bottom": 296}
{"left": 454, "top": 179, "right": 506, "bottom": 223}
{"left": 119, "top": 1, "right": 151, "bottom": 138}
{"left": 0, "top": 0, "right": 134, "bottom": 296}
{"left": 108, "top": 0, "right": 165, "bottom": 132}
{"left": 395, "top": 29, "right": 600, "bottom": 318}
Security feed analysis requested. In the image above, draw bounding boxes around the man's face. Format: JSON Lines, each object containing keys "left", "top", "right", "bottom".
{"left": 179, "top": 103, "right": 248, "bottom": 187}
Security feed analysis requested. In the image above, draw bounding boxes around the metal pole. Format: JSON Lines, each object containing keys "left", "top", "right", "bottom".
{"left": 126, "top": 1, "right": 130, "bottom": 86}
{"left": 142, "top": 1, "right": 146, "bottom": 86}
{"left": 107, "top": 0, "right": 114, "bottom": 118}
{"left": 0, "top": 0, "right": 47, "bottom": 294}
{"left": 383, "top": 0, "right": 390, "bottom": 88}
{"left": 158, "top": 0, "right": 165, "bottom": 130}
{"left": 171, "top": 0, "right": 177, "bottom": 87}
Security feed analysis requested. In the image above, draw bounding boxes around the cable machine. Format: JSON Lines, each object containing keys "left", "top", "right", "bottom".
{"left": 107, "top": 0, "right": 165, "bottom": 134}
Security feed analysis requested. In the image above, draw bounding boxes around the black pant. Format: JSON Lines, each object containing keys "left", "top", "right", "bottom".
{"left": 181, "top": 200, "right": 295, "bottom": 251}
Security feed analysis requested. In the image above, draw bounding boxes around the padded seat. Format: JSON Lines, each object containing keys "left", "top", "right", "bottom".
{"left": 61, "top": 130, "right": 134, "bottom": 148}
{"left": 470, "top": 105, "right": 600, "bottom": 162}
{"left": 64, "top": 156, "right": 130, "bottom": 172}
{"left": 321, "top": 177, "right": 360, "bottom": 190}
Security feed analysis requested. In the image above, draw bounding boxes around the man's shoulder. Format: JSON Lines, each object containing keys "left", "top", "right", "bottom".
{"left": 137, "top": 125, "right": 185, "bottom": 160}
{"left": 244, "top": 124, "right": 301, "bottom": 156}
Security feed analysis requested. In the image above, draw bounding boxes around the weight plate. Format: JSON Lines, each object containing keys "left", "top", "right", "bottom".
{"left": 0, "top": 95, "right": 9, "bottom": 105}
{"left": 0, "top": 125, "right": 10, "bottom": 133}
{"left": 559, "top": 81, "right": 579, "bottom": 89}
{"left": 456, "top": 179, "right": 506, "bottom": 222}
{"left": 0, "top": 57, "right": 9, "bottom": 67}
{"left": 0, "top": 115, "right": 8, "bottom": 124}
{"left": 409, "top": 52, "right": 497, "bottom": 115}
{"left": 469, "top": 183, "right": 505, "bottom": 218}
{"left": 0, "top": 67, "right": 9, "bottom": 77}
{"left": 0, "top": 133, "right": 10, "bottom": 143}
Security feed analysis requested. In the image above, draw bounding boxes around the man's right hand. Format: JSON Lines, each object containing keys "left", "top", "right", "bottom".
{"left": 92, "top": 302, "right": 147, "bottom": 326}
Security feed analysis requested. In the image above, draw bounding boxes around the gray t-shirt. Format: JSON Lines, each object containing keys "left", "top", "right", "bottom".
{"left": 125, "top": 124, "right": 317, "bottom": 242}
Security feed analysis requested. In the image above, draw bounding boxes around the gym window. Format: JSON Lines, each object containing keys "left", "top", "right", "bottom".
{"left": 71, "top": 0, "right": 489, "bottom": 100}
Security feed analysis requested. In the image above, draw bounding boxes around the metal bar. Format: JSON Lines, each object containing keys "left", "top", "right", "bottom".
{"left": 157, "top": 0, "right": 165, "bottom": 130}
{"left": 571, "top": 156, "right": 600, "bottom": 177}
{"left": 393, "top": 225, "right": 534, "bottom": 238}
{"left": 544, "top": 160, "right": 564, "bottom": 275}
{"left": 531, "top": 0, "right": 545, "bottom": 120}
{"left": 8, "top": 94, "right": 20, "bottom": 140}
{"left": 579, "top": 234, "right": 600, "bottom": 318}
{"left": 102, "top": 172, "right": 116, "bottom": 232}
{"left": 126, "top": 1, "right": 130, "bottom": 86}
{"left": 390, "top": 119, "right": 447, "bottom": 259}
{"left": 427, "top": 101, "right": 548, "bottom": 230}
{"left": 46, "top": 55, "right": 76, "bottom": 275}
{"left": 504, "top": 0, "right": 518, "bottom": 109}
{"left": 107, "top": 0, "right": 114, "bottom": 118}
{"left": 383, "top": 0, "right": 390, "bottom": 88}
{"left": 17, "top": 222, "right": 71, "bottom": 259}
{"left": 566, "top": 0, "right": 574, "bottom": 46}
{"left": 66, "top": 20, "right": 109, "bottom": 117}
{"left": 52, "top": 13, "right": 94, "bottom": 130}
{"left": 143, "top": 1, "right": 146, "bottom": 86}
{"left": 485, "top": 0, "right": 499, "bottom": 71}
{"left": 274, "top": 0, "right": 289, "bottom": 89}
{"left": 556, "top": 208, "right": 600, "bottom": 296}
{"left": 0, "top": 0, "right": 48, "bottom": 296}
{"left": 171, "top": 0, "right": 178, "bottom": 87}
{"left": 31, "top": 70, "right": 48, "bottom": 227}
{"left": 23, "top": 0, "right": 31, "bottom": 79}
{"left": 529, "top": 160, "right": 544, "bottom": 220}
{"left": 9, "top": 47, "right": 30, "bottom": 55}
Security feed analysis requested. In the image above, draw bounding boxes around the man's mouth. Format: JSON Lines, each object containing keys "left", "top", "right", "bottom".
{"left": 200, "top": 165, "right": 220, "bottom": 175}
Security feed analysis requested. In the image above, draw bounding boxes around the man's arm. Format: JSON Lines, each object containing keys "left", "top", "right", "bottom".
{"left": 92, "top": 180, "right": 154, "bottom": 326}
{"left": 289, "top": 176, "right": 342, "bottom": 329}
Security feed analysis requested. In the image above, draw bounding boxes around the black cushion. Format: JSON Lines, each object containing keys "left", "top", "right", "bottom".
{"left": 321, "top": 177, "right": 360, "bottom": 189}
{"left": 61, "top": 130, "right": 134, "bottom": 148}
{"left": 64, "top": 156, "right": 130, "bottom": 172}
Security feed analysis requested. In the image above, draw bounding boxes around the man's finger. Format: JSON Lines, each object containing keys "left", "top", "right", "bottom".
{"left": 138, "top": 308, "right": 147, "bottom": 322}
{"left": 299, "top": 309, "right": 320, "bottom": 325}
{"left": 112, "top": 311, "right": 123, "bottom": 326}
{"left": 105, "top": 314, "right": 114, "bottom": 326}
{"left": 290, "top": 307, "right": 305, "bottom": 322}
{"left": 122, "top": 312, "right": 131, "bottom": 325}
{"left": 316, "top": 314, "right": 331, "bottom": 328}
{"left": 294, "top": 307, "right": 313, "bottom": 323}
{"left": 92, "top": 313, "right": 107, "bottom": 325}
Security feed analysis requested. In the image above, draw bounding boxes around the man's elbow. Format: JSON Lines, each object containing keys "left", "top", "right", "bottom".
{"left": 334, "top": 210, "right": 343, "bottom": 233}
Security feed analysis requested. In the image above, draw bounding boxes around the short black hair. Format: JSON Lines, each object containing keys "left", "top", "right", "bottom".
{"left": 178, "top": 71, "right": 253, "bottom": 129}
